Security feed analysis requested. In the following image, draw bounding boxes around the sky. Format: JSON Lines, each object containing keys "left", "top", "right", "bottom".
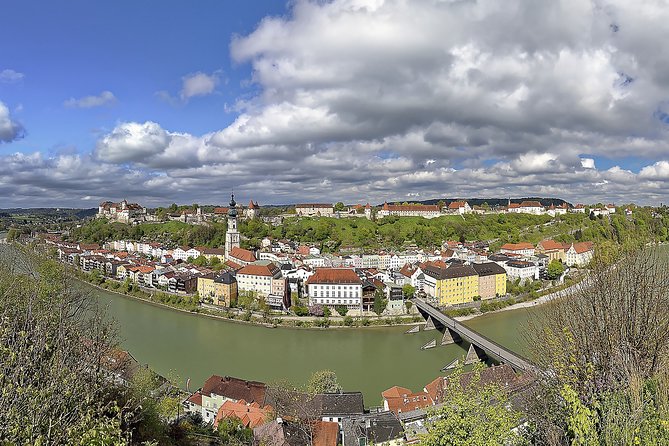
{"left": 2, "top": 0, "right": 669, "bottom": 208}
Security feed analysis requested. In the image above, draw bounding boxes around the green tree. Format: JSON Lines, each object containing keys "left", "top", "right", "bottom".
{"left": 335, "top": 305, "right": 348, "bottom": 316}
{"left": 192, "top": 255, "right": 208, "bottom": 266}
{"left": 546, "top": 259, "right": 566, "bottom": 280}
{"left": 334, "top": 202, "right": 346, "bottom": 212}
{"left": 216, "top": 417, "right": 253, "bottom": 445}
{"left": 420, "top": 363, "right": 523, "bottom": 446}
{"left": 373, "top": 289, "right": 387, "bottom": 316}
{"left": 307, "top": 370, "right": 342, "bottom": 394}
{"left": 402, "top": 284, "right": 416, "bottom": 299}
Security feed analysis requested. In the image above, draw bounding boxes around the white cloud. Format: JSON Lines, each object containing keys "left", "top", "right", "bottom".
{"left": 95, "top": 122, "right": 171, "bottom": 163}
{"left": 581, "top": 158, "right": 596, "bottom": 169}
{"left": 640, "top": 161, "right": 669, "bottom": 180}
{"left": 0, "top": 69, "right": 24, "bottom": 83}
{"left": 180, "top": 72, "right": 218, "bottom": 100}
{"left": 0, "top": 101, "right": 24, "bottom": 143}
{"left": 64, "top": 91, "right": 117, "bottom": 109}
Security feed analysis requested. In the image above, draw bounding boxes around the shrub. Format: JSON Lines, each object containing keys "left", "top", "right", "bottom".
{"left": 343, "top": 316, "right": 354, "bottom": 326}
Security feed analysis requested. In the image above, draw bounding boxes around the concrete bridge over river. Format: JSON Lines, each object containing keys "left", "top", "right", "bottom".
{"left": 412, "top": 298, "right": 538, "bottom": 373}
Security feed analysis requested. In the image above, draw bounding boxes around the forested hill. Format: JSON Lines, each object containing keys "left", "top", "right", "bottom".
{"left": 69, "top": 207, "right": 669, "bottom": 254}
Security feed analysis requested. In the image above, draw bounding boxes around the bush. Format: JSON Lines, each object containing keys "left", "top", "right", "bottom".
{"left": 292, "top": 305, "right": 308, "bottom": 316}
{"left": 360, "top": 317, "right": 370, "bottom": 326}
{"left": 308, "top": 304, "right": 324, "bottom": 317}
{"left": 335, "top": 305, "right": 348, "bottom": 316}
{"left": 343, "top": 316, "right": 354, "bottom": 326}
{"left": 323, "top": 306, "right": 331, "bottom": 318}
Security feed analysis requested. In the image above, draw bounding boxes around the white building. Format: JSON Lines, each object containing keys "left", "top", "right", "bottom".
{"left": 306, "top": 268, "right": 363, "bottom": 309}
{"left": 236, "top": 262, "right": 282, "bottom": 297}
{"left": 295, "top": 204, "right": 335, "bottom": 217}
{"left": 565, "top": 242, "right": 594, "bottom": 267}
{"left": 504, "top": 260, "right": 539, "bottom": 282}
{"left": 377, "top": 203, "right": 442, "bottom": 219}
{"left": 500, "top": 243, "right": 535, "bottom": 257}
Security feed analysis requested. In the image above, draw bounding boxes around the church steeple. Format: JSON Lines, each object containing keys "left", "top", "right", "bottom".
{"left": 228, "top": 192, "right": 237, "bottom": 217}
{"left": 225, "top": 192, "right": 240, "bottom": 259}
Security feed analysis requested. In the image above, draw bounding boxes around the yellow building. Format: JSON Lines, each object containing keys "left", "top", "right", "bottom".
{"left": 424, "top": 265, "right": 480, "bottom": 305}
{"left": 197, "top": 272, "right": 238, "bottom": 307}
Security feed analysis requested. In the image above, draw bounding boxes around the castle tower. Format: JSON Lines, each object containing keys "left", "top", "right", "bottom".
{"left": 225, "top": 193, "right": 240, "bottom": 259}
{"left": 247, "top": 200, "right": 258, "bottom": 220}
{"left": 364, "top": 203, "right": 372, "bottom": 220}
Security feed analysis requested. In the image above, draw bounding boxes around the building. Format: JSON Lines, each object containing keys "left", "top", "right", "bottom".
{"left": 197, "top": 271, "right": 238, "bottom": 307}
{"left": 381, "top": 385, "right": 432, "bottom": 414}
{"left": 500, "top": 242, "right": 535, "bottom": 257}
{"left": 295, "top": 203, "right": 335, "bottom": 217}
{"left": 342, "top": 412, "right": 405, "bottom": 446}
{"left": 214, "top": 399, "right": 272, "bottom": 429}
{"left": 306, "top": 268, "right": 363, "bottom": 309}
{"left": 446, "top": 201, "right": 471, "bottom": 215}
{"left": 228, "top": 247, "right": 257, "bottom": 266}
{"left": 565, "top": 242, "right": 594, "bottom": 267}
{"left": 571, "top": 204, "right": 587, "bottom": 213}
{"left": 422, "top": 264, "right": 479, "bottom": 305}
{"left": 245, "top": 200, "right": 260, "bottom": 220}
{"left": 187, "top": 375, "right": 268, "bottom": 424}
{"left": 364, "top": 203, "right": 372, "bottom": 220}
{"left": 518, "top": 201, "right": 545, "bottom": 215}
{"left": 97, "top": 199, "right": 146, "bottom": 223}
{"left": 504, "top": 260, "right": 539, "bottom": 282}
{"left": 236, "top": 262, "right": 283, "bottom": 298}
{"left": 225, "top": 193, "right": 241, "bottom": 259}
{"left": 377, "top": 202, "right": 441, "bottom": 219}
{"left": 536, "top": 239, "right": 567, "bottom": 262}
{"left": 471, "top": 262, "right": 507, "bottom": 299}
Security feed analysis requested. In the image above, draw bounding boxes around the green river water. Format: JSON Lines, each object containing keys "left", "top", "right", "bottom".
{"left": 0, "top": 242, "right": 537, "bottom": 406}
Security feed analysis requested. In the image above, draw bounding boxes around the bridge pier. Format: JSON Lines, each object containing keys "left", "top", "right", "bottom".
{"left": 421, "top": 339, "right": 437, "bottom": 350}
{"left": 404, "top": 325, "right": 421, "bottom": 334}
{"left": 424, "top": 316, "right": 437, "bottom": 331}
{"left": 440, "top": 328, "right": 462, "bottom": 345}
{"left": 464, "top": 344, "right": 488, "bottom": 365}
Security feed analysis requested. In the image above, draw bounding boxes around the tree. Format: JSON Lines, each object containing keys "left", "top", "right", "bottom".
{"left": 307, "top": 370, "right": 342, "bottom": 394}
{"left": 373, "top": 290, "right": 387, "bottom": 316}
{"left": 216, "top": 417, "right": 253, "bottom": 445}
{"left": 526, "top": 247, "right": 669, "bottom": 445}
{"left": 420, "top": 363, "right": 523, "bottom": 446}
{"left": 192, "top": 255, "right": 208, "bottom": 267}
{"left": 402, "top": 284, "right": 416, "bottom": 299}
{"left": 334, "top": 202, "right": 346, "bottom": 212}
{"left": 335, "top": 305, "right": 348, "bottom": 316}
{"left": 546, "top": 259, "right": 566, "bottom": 280}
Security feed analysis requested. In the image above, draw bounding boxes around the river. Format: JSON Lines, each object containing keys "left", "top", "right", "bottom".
{"left": 0, "top": 242, "right": 536, "bottom": 406}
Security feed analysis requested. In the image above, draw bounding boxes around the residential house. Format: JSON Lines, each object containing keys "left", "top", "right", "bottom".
{"left": 254, "top": 419, "right": 340, "bottom": 446}
{"left": 188, "top": 375, "right": 268, "bottom": 424}
{"left": 342, "top": 412, "right": 405, "bottom": 446}
{"left": 471, "top": 262, "right": 507, "bottom": 299}
{"left": 214, "top": 399, "right": 272, "bottom": 429}
{"left": 422, "top": 264, "right": 479, "bottom": 305}
{"left": 236, "top": 262, "right": 283, "bottom": 298}
{"left": 536, "top": 239, "right": 567, "bottom": 262}
{"left": 518, "top": 201, "right": 545, "bottom": 215}
{"left": 504, "top": 260, "right": 539, "bottom": 282}
{"left": 571, "top": 204, "right": 587, "bottom": 213}
{"left": 306, "top": 268, "right": 363, "bottom": 309}
{"left": 565, "top": 242, "right": 594, "bottom": 267}
{"left": 381, "top": 386, "right": 432, "bottom": 415}
{"left": 197, "top": 271, "right": 238, "bottom": 307}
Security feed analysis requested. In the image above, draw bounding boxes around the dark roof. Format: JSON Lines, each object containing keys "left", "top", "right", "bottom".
{"left": 214, "top": 271, "right": 237, "bottom": 284}
{"left": 423, "top": 265, "right": 477, "bottom": 280}
{"left": 201, "top": 375, "right": 267, "bottom": 404}
{"left": 316, "top": 392, "right": 365, "bottom": 416}
{"left": 342, "top": 412, "right": 404, "bottom": 445}
{"left": 471, "top": 262, "right": 507, "bottom": 277}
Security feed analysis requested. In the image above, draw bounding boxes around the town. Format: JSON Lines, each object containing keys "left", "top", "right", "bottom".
{"left": 42, "top": 195, "right": 602, "bottom": 320}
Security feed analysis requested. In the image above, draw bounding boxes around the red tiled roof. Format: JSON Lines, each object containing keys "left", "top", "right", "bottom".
{"left": 214, "top": 207, "right": 229, "bottom": 214}
{"left": 569, "top": 241, "right": 594, "bottom": 254}
{"left": 508, "top": 203, "right": 521, "bottom": 208}
{"left": 448, "top": 201, "right": 468, "bottom": 209}
{"left": 202, "top": 375, "right": 267, "bottom": 404}
{"left": 306, "top": 268, "right": 362, "bottom": 285}
{"left": 229, "top": 247, "right": 256, "bottom": 263}
{"left": 519, "top": 201, "right": 543, "bottom": 208}
{"left": 381, "top": 386, "right": 432, "bottom": 414}
{"left": 214, "top": 399, "right": 272, "bottom": 429}
{"left": 295, "top": 203, "right": 333, "bottom": 208}
{"left": 500, "top": 242, "right": 534, "bottom": 251}
{"left": 225, "top": 259, "right": 243, "bottom": 271}
{"left": 187, "top": 391, "right": 203, "bottom": 407}
{"left": 537, "top": 240, "right": 567, "bottom": 251}
{"left": 237, "top": 263, "right": 280, "bottom": 278}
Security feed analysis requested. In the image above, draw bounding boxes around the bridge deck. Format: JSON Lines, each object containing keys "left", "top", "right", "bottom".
{"left": 413, "top": 298, "right": 537, "bottom": 373}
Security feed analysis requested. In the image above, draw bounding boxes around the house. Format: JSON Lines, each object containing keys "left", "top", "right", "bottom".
{"left": 200, "top": 247, "right": 227, "bottom": 262}
{"left": 306, "top": 268, "right": 363, "bottom": 310}
{"left": 546, "top": 203, "right": 568, "bottom": 216}
{"left": 236, "top": 262, "right": 283, "bottom": 298}
{"left": 197, "top": 271, "right": 238, "bottom": 307}
{"left": 377, "top": 203, "right": 441, "bottom": 219}
{"left": 295, "top": 204, "right": 335, "bottom": 217}
{"left": 228, "top": 247, "right": 257, "bottom": 266}
{"left": 381, "top": 385, "right": 432, "bottom": 415}
{"left": 254, "top": 419, "right": 340, "bottom": 446}
{"left": 565, "top": 242, "right": 594, "bottom": 267}
{"left": 536, "top": 239, "right": 567, "bottom": 262}
{"left": 606, "top": 204, "right": 617, "bottom": 214}
{"left": 500, "top": 242, "right": 535, "bottom": 257}
{"left": 571, "top": 204, "right": 587, "bottom": 213}
{"left": 214, "top": 399, "right": 272, "bottom": 429}
{"left": 191, "top": 375, "right": 268, "bottom": 424}
{"left": 172, "top": 246, "right": 202, "bottom": 261}
{"left": 471, "top": 262, "right": 507, "bottom": 299}
{"left": 504, "top": 260, "right": 539, "bottom": 282}
{"left": 317, "top": 392, "right": 365, "bottom": 424}
{"left": 342, "top": 412, "right": 405, "bottom": 446}
{"left": 245, "top": 200, "right": 260, "bottom": 220}
{"left": 446, "top": 201, "right": 471, "bottom": 215}
{"left": 518, "top": 201, "right": 545, "bottom": 215}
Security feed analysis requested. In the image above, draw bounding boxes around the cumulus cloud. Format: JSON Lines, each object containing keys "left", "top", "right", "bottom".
{"left": 0, "top": 69, "right": 24, "bottom": 83}
{"left": 7, "top": 0, "right": 669, "bottom": 206}
{"left": 64, "top": 91, "right": 117, "bottom": 108}
{"left": 0, "top": 101, "right": 24, "bottom": 143}
{"left": 180, "top": 72, "right": 218, "bottom": 100}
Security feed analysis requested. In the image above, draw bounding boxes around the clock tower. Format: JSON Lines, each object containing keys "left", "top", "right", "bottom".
{"left": 225, "top": 193, "right": 240, "bottom": 259}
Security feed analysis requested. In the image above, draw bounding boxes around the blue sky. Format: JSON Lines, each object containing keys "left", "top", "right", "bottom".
{"left": 1, "top": 0, "right": 669, "bottom": 207}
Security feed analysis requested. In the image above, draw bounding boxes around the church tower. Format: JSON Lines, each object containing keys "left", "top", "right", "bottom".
{"left": 225, "top": 193, "right": 240, "bottom": 259}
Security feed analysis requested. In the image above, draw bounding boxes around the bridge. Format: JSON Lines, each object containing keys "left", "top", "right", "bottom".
{"left": 412, "top": 298, "right": 538, "bottom": 373}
